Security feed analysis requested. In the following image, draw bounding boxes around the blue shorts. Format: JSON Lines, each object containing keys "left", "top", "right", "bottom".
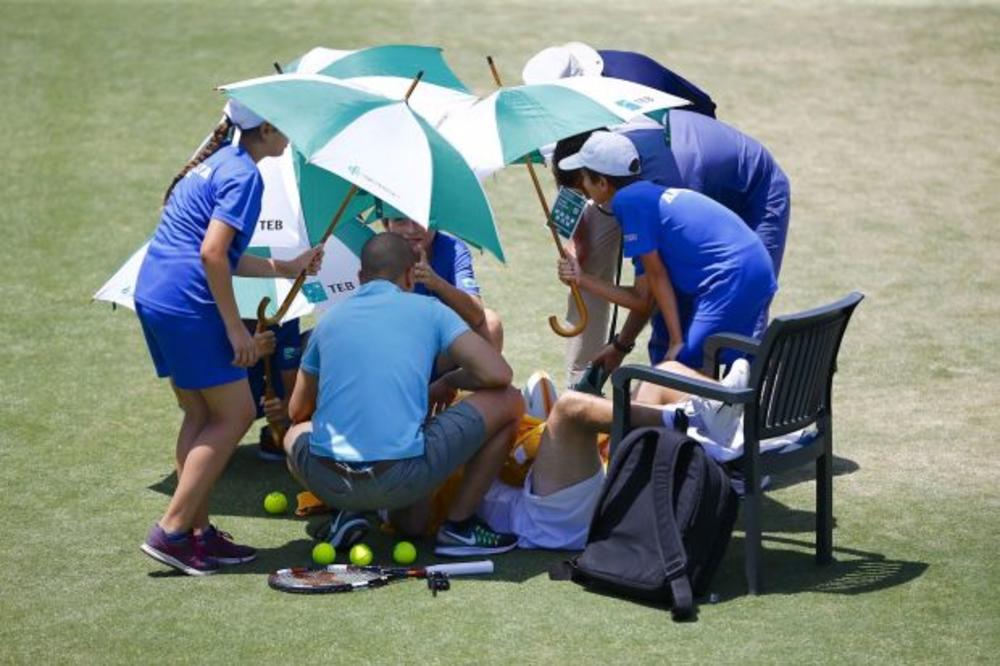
{"left": 136, "top": 302, "right": 247, "bottom": 390}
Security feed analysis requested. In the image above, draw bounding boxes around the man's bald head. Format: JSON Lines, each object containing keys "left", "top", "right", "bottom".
{"left": 359, "top": 232, "right": 416, "bottom": 286}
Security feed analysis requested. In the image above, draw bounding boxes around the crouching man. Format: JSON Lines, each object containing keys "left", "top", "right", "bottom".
{"left": 283, "top": 232, "right": 523, "bottom": 556}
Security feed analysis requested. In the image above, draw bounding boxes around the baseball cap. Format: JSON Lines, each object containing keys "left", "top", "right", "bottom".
{"left": 522, "top": 42, "right": 604, "bottom": 84}
{"left": 557, "top": 132, "right": 640, "bottom": 177}
{"left": 223, "top": 99, "right": 265, "bottom": 130}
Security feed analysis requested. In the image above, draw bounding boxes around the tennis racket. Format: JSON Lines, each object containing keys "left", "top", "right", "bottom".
{"left": 267, "top": 560, "right": 494, "bottom": 594}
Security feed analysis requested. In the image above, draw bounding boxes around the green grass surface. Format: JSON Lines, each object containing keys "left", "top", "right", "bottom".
{"left": 2, "top": 0, "right": 999, "bottom": 662}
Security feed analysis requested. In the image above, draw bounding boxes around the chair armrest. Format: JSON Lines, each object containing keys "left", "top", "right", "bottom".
{"left": 611, "top": 365, "right": 754, "bottom": 405}
{"left": 701, "top": 332, "right": 761, "bottom": 377}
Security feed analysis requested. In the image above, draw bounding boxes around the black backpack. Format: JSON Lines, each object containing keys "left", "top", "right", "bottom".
{"left": 550, "top": 427, "right": 738, "bottom": 621}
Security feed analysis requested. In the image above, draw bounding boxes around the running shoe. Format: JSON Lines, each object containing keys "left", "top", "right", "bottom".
{"left": 140, "top": 523, "right": 220, "bottom": 576}
{"left": 435, "top": 517, "right": 517, "bottom": 557}
{"left": 194, "top": 525, "right": 257, "bottom": 565}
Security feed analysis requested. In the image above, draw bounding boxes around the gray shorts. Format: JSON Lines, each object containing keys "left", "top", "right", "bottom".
{"left": 288, "top": 401, "right": 487, "bottom": 511}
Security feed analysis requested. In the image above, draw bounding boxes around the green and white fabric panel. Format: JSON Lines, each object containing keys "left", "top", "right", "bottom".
{"left": 437, "top": 76, "right": 691, "bottom": 179}
{"left": 283, "top": 45, "right": 476, "bottom": 126}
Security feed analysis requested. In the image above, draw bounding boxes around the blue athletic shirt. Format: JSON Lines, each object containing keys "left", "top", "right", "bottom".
{"left": 414, "top": 232, "right": 481, "bottom": 299}
{"left": 135, "top": 144, "right": 264, "bottom": 317}
{"left": 613, "top": 182, "right": 776, "bottom": 320}
{"left": 599, "top": 50, "right": 717, "bottom": 118}
{"left": 620, "top": 111, "right": 782, "bottom": 231}
{"left": 301, "top": 280, "right": 469, "bottom": 462}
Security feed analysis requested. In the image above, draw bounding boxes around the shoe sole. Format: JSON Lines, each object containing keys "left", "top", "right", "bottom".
{"left": 214, "top": 553, "right": 258, "bottom": 565}
{"left": 140, "top": 543, "right": 219, "bottom": 576}
{"left": 256, "top": 448, "right": 286, "bottom": 462}
{"left": 327, "top": 519, "right": 370, "bottom": 550}
{"left": 434, "top": 542, "right": 517, "bottom": 557}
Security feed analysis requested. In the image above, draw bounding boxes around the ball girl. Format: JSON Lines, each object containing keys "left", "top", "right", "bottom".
{"left": 136, "top": 100, "right": 322, "bottom": 575}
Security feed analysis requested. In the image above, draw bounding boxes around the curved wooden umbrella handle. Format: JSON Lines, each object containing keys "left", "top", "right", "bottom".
{"left": 549, "top": 284, "right": 589, "bottom": 337}
{"left": 255, "top": 297, "right": 286, "bottom": 449}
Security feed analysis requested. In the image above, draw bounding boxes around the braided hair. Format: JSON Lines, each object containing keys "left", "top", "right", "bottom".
{"left": 162, "top": 116, "right": 233, "bottom": 206}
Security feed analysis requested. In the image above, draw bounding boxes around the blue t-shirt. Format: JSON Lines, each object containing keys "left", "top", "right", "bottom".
{"left": 621, "top": 111, "right": 782, "bottom": 231}
{"left": 614, "top": 182, "right": 775, "bottom": 319}
{"left": 301, "top": 280, "right": 469, "bottom": 462}
{"left": 414, "top": 232, "right": 481, "bottom": 299}
{"left": 599, "top": 50, "right": 717, "bottom": 118}
{"left": 135, "top": 144, "right": 263, "bottom": 316}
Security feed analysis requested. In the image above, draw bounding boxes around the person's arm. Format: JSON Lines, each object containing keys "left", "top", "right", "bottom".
{"left": 235, "top": 246, "right": 324, "bottom": 278}
{"left": 202, "top": 220, "right": 257, "bottom": 367}
{"left": 591, "top": 305, "right": 652, "bottom": 372}
{"left": 413, "top": 248, "right": 486, "bottom": 330}
{"left": 288, "top": 369, "right": 318, "bottom": 424}
{"left": 439, "top": 331, "right": 512, "bottom": 391}
{"left": 558, "top": 254, "right": 651, "bottom": 311}
{"left": 638, "top": 251, "right": 684, "bottom": 360}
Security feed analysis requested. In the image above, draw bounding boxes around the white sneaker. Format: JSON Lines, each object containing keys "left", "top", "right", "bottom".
{"left": 522, "top": 371, "right": 558, "bottom": 419}
{"left": 693, "top": 359, "right": 751, "bottom": 446}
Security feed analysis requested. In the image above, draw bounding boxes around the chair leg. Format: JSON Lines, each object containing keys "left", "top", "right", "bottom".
{"left": 743, "top": 485, "right": 762, "bottom": 595}
{"left": 816, "top": 451, "right": 833, "bottom": 565}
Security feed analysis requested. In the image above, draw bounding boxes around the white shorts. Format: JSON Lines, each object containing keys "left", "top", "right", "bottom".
{"left": 477, "top": 468, "right": 605, "bottom": 551}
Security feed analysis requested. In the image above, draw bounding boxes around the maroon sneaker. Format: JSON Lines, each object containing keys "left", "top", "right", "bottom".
{"left": 195, "top": 525, "right": 257, "bottom": 565}
{"left": 141, "top": 523, "right": 221, "bottom": 576}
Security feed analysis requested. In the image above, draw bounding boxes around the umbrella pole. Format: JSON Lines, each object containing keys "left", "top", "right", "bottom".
{"left": 486, "top": 57, "right": 587, "bottom": 338}
{"left": 254, "top": 298, "right": 285, "bottom": 449}
{"left": 258, "top": 183, "right": 359, "bottom": 329}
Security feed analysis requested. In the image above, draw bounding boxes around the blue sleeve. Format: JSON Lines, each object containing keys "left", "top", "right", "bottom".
{"left": 451, "top": 240, "right": 480, "bottom": 296}
{"left": 435, "top": 300, "right": 471, "bottom": 352}
{"left": 212, "top": 164, "right": 263, "bottom": 234}
{"left": 613, "top": 186, "right": 659, "bottom": 259}
{"left": 632, "top": 256, "right": 645, "bottom": 277}
{"left": 299, "top": 326, "right": 320, "bottom": 375}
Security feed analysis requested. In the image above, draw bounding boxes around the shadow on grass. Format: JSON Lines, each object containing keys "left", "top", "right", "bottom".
{"left": 768, "top": 454, "right": 860, "bottom": 492}
{"left": 711, "top": 534, "right": 929, "bottom": 600}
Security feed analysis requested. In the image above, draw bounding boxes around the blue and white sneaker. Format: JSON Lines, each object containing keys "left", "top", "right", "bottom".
{"left": 435, "top": 517, "right": 517, "bottom": 557}
{"left": 317, "top": 509, "right": 370, "bottom": 549}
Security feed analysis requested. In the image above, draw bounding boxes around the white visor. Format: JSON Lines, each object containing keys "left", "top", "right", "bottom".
{"left": 224, "top": 99, "right": 265, "bottom": 130}
{"left": 558, "top": 131, "right": 640, "bottom": 177}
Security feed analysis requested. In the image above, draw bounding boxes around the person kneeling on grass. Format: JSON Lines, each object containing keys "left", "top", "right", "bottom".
{"left": 283, "top": 232, "right": 524, "bottom": 557}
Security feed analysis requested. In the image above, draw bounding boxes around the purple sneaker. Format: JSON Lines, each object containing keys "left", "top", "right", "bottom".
{"left": 195, "top": 525, "right": 257, "bottom": 565}
{"left": 141, "top": 523, "right": 221, "bottom": 576}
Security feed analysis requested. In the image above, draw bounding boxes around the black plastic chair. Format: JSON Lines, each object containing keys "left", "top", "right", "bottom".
{"left": 610, "top": 292, "right": 864, "bottom": 594}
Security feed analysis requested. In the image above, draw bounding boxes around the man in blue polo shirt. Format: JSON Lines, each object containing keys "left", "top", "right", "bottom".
{"left": 283, "top": 232, "right": 524, "bottom": 556}
{"left": 556, "top": 132, "right": 776, "bottom": 369}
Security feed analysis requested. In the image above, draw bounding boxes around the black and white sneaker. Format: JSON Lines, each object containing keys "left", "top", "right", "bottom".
{"left": 316, "top": 509, "right": 370, "bottom": 549}
{"left": 434, "top": 517, "right": 517, "bottom": 557}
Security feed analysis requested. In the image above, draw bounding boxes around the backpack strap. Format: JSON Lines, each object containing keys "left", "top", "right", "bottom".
{"left": 648, "top": 429, "right": 697, "bottom": 620}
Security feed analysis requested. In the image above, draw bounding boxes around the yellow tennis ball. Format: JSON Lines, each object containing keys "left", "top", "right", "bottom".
{"left": 392, "top": 540, "right": 417, "bottom": 565}
{"left": 349, "top": 543, "right": 373, "bottom": 566}
{"left": 263, "top": 491, "right": 288, "bottom": 515}
{"left": 312, "top": 542, "right": 336, "bottom": 566}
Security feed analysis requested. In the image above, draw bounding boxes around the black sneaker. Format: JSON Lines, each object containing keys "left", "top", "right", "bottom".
{"left": 434, "top": 517, "right": 517, "bottom": 557}
{"left": 316, "top": 509, "right": 370, "bottom": 549}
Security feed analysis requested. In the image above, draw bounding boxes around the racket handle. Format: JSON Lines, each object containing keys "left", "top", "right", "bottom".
{"left": 425, "top": 560, "right": 494, "bottom": 577}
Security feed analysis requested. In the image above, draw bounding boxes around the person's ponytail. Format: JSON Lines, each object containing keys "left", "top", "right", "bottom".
{"left": 162, "top": 117, "right": 233, "bottom": 206}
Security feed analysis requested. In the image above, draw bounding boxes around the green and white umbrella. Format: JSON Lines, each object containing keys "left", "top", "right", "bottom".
{"left": 93, "top": 148, "right": 373, "bottom": 322}
{"left": 219, "top": 72, "right": 504, "bottom": 261}
{"left": 436, "top": 76, "right": 691, "bottom": 179}
{"left": 284, "top": 44, "right": 476, "bottom": 126}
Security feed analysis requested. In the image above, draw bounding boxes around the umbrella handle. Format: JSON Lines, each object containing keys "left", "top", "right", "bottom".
{"left": 487, "top": 55, "right": 587, "bottom": 338}
{"left": 255, "top": 297, "right": 286, "bottom": 449}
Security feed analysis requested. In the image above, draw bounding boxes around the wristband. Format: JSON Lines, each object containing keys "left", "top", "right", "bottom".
{"left": 611, "top": 335, "right": 634, "bottom": 354}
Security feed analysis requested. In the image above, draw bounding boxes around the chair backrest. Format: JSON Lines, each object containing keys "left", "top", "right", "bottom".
{"left": 745, "top": 292, "right": 864, "bottom": 440}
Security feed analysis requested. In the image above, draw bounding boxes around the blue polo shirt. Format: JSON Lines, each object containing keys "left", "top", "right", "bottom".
{"left": 300, "top": 280, "right": 469, "bottom": 462}
{"left": 414, "top": 232, "right": 481, "bottom": 299}
{"left": 613, "top": 182, "right": 775, "bottom": 319}
{"left": 599, "top": 50, "right": 717, "bottom": 118}
{"left": 135, "top": 144, "right": 263, "bottom": 316}
{"left": 620, "top": 111, "right": 782, "bottom": 233}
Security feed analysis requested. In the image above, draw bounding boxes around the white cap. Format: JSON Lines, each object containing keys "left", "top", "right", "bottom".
{"left": 558, "top": 131, "right": 640, "bottom": 177}
{"left": 224, "top": 99, "right": 265, "bottom": 130}
{"left": 522, "top": 42, "right": 604, "bottom": 84}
